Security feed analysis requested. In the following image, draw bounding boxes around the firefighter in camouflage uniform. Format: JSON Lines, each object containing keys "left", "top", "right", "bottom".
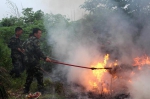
{"left": 8, "top": 27, "right": 24, "bottom": 78}
{"left": 22, "top": 28, "right": 51, "bottom": 94}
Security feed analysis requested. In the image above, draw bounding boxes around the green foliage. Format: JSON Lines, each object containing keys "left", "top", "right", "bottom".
{"left": 22, "top": 8, "right": 44, "bottom": 24}
{"left": 0, "top": 67, "right": 10, "bottom": 86}
{"left": 54, "top": 81, "right": 64, "bottom": 95}
{"left": 44, "top": 78, "right": 53, "bottom": 86}
{"left": 0, "top": 84, "right": 8, "bottom": 99}
{"left": 0, "top": 67, "right": 10, "bottom": 99}
{"left": 0, "top": 27, "right": 15, "bottom": 43}
{"left": 0, "top": 17, "right": 16, "bottom": 27}
{"left": 0, "top": 38, "right": 12, "bottom": 69}
{"left": 9, "top": 72, "right": 26, "bottom": 90}
{"left": 22, "top": 8, "right": 35, "bottom": 24}
{"left": 40, "top": 94, "right": 66, "bottom": 99}
{"left": 81, "top": 0, "right": 116, "bottom": 13}
{"left": 0, "top": 16, "right": 24, "bottom": 27}
{"left": 81, "top": 0, "right": 150, "bottom": 21}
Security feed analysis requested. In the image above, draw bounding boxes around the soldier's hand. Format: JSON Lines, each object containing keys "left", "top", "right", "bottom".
{"left": 18, "top": 48, "right": 25, "bottom": 53}
{"left": 18, "top": 48, "right": 22, "bottom": 52}
{"left": 21, "top": 49, "right": 25, "bottom": 53}
{"left": 45, "top": 57, "right": 51, "bottom": 62}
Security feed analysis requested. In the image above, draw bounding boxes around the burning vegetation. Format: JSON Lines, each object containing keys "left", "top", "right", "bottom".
{"left": 63, "top": 54, "right": 150, "bottom": 99}
{"left": 1, "top": 0, "right": 150, "bottom": 99}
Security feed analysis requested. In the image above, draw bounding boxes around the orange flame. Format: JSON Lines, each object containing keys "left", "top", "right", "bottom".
{"left": 91, "top": 54, "right": 109, "bottom": 81}
{"left": 133, "top": 55, "right": 150, "bottom": 66}
{"left": 88, "top": 54, "right": 117, "bottom": 94}
{"left": 86, "top": 54, "right": 150, "bottom": 94}
{"left": 103, "top": 88, "right": 110, "bottom": 93}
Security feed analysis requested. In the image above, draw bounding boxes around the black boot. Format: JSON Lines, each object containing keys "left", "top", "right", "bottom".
{"left": 38, "top": 88, "right": 45, "bottom": 94}
{"left": 23, "top": 87, "right": 29, "bottom": 94}
{"left": 9, "top": 70, "right": 14, "bottom": 76}
{"left": 14, "top": 74, "right": 21, "bottom": 78}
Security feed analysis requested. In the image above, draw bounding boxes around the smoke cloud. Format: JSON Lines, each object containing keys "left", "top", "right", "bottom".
{"left": 44, "top": 0, "right": 150, "bottom": 98}
{"left": 38, "top": 0, "right": 86, "bottom": 20}
{"left": 128, "top": 67, "right": 150, "bottom": 99}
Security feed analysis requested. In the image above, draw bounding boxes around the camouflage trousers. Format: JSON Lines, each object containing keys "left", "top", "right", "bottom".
{"left": 24, "top": 64, "right": 44, "bottom": 92}
{"left": 10, "top": 54, "right": 24, "bottom": 77}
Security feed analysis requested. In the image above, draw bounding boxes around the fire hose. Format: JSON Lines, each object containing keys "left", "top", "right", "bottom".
{"left": 50, "top": 60, "right": 112, "bottom": 70}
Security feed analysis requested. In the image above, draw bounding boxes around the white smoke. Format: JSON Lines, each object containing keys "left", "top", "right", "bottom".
{"left": 43, "top": 0, "right": 150, "bottom": 98}
{"left": 128, "top": 67, "right": 150, "bottom": 99}
{"left": 37, "top": 0, "right": 86, "bottom": 20}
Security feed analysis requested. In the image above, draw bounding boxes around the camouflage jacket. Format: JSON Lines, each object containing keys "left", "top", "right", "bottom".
{"left": 22, "top": 36, "right": 47, "bottom": 63}
{"left": 8, "top": 35, "right": 22, "bottom": 56}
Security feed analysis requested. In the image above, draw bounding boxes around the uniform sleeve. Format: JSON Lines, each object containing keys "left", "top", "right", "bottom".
{"left": 33, "top": 39, "right": 47, "bottom": 60}
{"left": 22, "top": 40, "right": 26, "bottom": 49}
{"left": 8, "top": 37, "right": 19, "bottom": 50}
